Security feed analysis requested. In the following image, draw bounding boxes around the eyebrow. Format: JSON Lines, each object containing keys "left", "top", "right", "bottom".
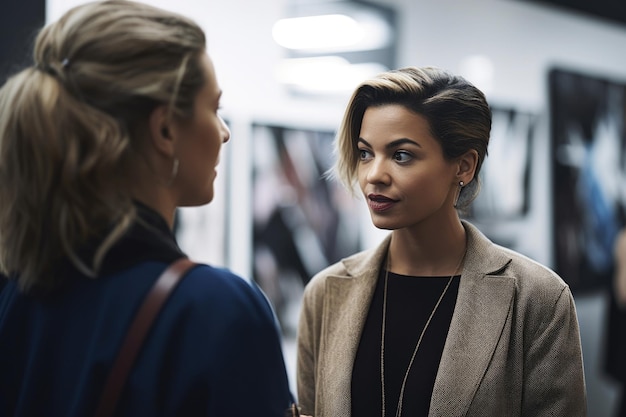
{"left": 357, "top": 137, "right": 421, "bottom": 149}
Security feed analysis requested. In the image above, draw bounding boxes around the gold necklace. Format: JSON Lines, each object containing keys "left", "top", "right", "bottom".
{"left": 380, "top": 252, "right": 464, "bottom": 417}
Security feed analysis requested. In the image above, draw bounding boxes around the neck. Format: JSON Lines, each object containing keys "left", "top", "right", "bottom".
{"left": 388, "top": 220, "right": 466, "bottom": 276}
{"left": 128, "top": 159, "right": 178, "bottom": 230}
{"left": 131, "top": 192, "right": 176, "bottom": 230}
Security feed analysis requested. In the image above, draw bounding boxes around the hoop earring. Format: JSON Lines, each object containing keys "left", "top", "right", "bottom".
{"left": 453, "top": 181, "right": 464, "bottom": 208}
{"left": 168, "top": 158, "right": 179, "bottom": 186}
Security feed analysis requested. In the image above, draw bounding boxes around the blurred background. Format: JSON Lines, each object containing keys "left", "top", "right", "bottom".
{"left": 2, "top": 0, "right": 625, "bottom": 415}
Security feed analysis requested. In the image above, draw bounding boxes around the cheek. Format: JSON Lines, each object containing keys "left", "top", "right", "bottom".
{"left": 412, "top": 176, "right": 452, "bottom": 206}
{"left": 400, "top": 171, "right": 438, "bottom": 196}
{"left": 198, "top": 122, "right": 220, "bottom": 154}
{"left": 356, "top": 164, "right": 368, "bottom": 190}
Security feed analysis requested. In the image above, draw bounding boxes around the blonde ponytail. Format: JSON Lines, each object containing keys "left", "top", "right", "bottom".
{"left": 0, "top": 67, "right": 134, "bottom": 291}
{"left": 0, "top": 0, "right": 207, "bottom": 292}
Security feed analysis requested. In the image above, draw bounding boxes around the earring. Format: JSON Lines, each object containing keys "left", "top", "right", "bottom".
{"left": 168, "top": 158, "right": 179, "bottom": 185}
{"left": 453, "top": 181, "right": 464, "bottom": 208}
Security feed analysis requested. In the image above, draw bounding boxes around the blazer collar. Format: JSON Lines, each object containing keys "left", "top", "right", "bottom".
{"left": 319, "top": 221, "right": 516, "bottom": 416}
{"left": 341, "top": 220, "right": 513, "bottom": 279}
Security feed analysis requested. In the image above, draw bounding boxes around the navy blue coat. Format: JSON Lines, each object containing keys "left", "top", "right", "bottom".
{"left": 0, "top": 206, "right": 293, "bottom": 416}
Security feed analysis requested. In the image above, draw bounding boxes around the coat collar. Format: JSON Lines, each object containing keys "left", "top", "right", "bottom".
{"left": 318, "top": 221, "right": 516, "bottom": 416}
{"left": 341, "top": 220, "right": 512, "bottom": 279}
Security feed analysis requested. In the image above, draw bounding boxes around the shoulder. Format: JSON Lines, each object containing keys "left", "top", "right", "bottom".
{"left": 463, "top": 221, "right": 572, "bottom": 324}
{"left": 169, "top": 264, "right": 278, "bottom": 333}
{"left": 464, "top": 221, "right": 567, "bottom": 295}
{"left": 301, "top": 240, "right": 389, "bottom": 318}
{"left": 181, "top": 264, "right": 261, "bottom": 301}
{"left": 480, "top": 243, "right": 574, "bottom": 329}
{"left": 465, "top": 232, "right": 577, "bottom": 343}
{"left": 495, "top": 244, "right": 568, "bottom": 296}
{"left": 108, "top": 261, "right": 274, "bottom": 324}
{"left": 307, "top": 261, "right": 349, "bottom": 288}
{"left": 126, "top": 263, "right": 291, "bottom": 414}
{"left": 301, "top": 261, "right": 346, "bottom": 310}
{"left": 304, "top": 244, "right": 380, "bottom": 294}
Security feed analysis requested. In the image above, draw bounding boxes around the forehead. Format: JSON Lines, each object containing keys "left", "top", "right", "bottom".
{"left": 199, "top": 52, "right": 219, "bottom": 97}
{"left": 360, "top": 104, "right": 431, "bottom": 137}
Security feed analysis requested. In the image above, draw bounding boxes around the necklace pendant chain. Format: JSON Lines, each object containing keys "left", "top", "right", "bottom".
{"left": 380, "top": 251, "right": 464, "bottom": 417}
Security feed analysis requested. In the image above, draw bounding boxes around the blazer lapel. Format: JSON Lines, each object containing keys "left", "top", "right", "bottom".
{"left": 318, "top": 236, "right": 391, "bottom": 417}
{"left": 429, "top": 222, "right": 516, "bottom": 416}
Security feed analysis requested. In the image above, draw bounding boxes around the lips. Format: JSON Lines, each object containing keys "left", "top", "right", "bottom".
{"left": 367, "top": 194, "right": 397, "bottom": 212}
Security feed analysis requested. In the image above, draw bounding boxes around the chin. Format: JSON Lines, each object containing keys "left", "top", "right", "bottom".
{"left": 368, "top": 210, "right": 397, "bottom": 228}
{"left": 374, "top": 224, "right": 396, "bottom": 231}
{"left": 179, "top": 191, "right": 214, "bottom": 207}
{"left": 371, "top": 218, "right": 397, "bottom": 231}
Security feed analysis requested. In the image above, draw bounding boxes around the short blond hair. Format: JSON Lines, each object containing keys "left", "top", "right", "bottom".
{"left": 0, "top": 0, "right": 206, "bottom": 292}
{"left": 333, "top": 66, "right": 491, "bottom": 207}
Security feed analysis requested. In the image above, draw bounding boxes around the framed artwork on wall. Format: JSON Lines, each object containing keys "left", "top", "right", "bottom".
{"left": 465, "top": 106, "right": 537, "bottom": 221}
{"left": 550, "top": 68, "right": 626, "bottom": 292}
{"left": 251, "top": 124, "right": 362, "bottom": 333}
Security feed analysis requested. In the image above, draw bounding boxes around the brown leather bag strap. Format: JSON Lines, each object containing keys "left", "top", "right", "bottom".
{"left": 94, "top": 258, "right": 197, "bottom": 417}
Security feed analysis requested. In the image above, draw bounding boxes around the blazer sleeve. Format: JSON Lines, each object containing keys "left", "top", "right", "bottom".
{"left": 522, "top": 285, "right": 587, "bottom": 416}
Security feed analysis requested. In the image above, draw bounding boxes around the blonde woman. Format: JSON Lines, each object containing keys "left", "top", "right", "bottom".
{"left": 296, "top": 67, "right": 587, "bottom": 416}
{"left": 0, "top": 1, "right": 295, "bottom": 415}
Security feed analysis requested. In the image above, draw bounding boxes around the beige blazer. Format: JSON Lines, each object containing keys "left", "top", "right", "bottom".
{"left": 297, "top": 221, "right": 587, "bottom": 416}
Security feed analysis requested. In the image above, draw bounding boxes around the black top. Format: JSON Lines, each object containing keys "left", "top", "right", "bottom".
{"left": 351, "top": 269, "right": 460, "bottom": 417}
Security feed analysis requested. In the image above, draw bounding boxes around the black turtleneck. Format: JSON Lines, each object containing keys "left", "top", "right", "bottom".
{"left": 41, "top": 201, "right": 186, "bottom": 297}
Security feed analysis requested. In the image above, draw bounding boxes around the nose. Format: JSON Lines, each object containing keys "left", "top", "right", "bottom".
{"left": 220, "top": 116, "right": 231, "bottom": 143}
{"left": 365, "top": 157, "right": 390, "bottom": 185}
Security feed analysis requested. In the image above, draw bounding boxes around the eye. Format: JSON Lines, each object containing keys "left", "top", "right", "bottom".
{"left": 358, "top": 148, "right": 373, "bottom": 161}
{"left": 393, "top": 150, "right": 413, "bottom": 163}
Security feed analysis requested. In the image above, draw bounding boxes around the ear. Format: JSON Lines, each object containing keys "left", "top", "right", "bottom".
{"left": 455, "top": 149, "right": 479, "bottom": 185}
{"left": 147, "top": 105, "right": 176, "bottom": 158}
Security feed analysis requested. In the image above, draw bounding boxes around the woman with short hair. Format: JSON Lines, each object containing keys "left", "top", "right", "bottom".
{"left": 297, "top": 66, "right": 587, "bottom": 417}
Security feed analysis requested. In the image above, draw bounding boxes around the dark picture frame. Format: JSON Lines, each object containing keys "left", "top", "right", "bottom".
{"left": 550, "top": 68, "right": 626, "bottom": 293}
{"left": 251, "top": 124, "right": 362, "bottom": 332}
{"left": 465, "top": 106, "right": 537, "bottom": 221}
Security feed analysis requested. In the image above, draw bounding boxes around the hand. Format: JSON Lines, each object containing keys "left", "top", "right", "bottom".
{"left": 285, "top": 404, "right": 311, "bottom": 417}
